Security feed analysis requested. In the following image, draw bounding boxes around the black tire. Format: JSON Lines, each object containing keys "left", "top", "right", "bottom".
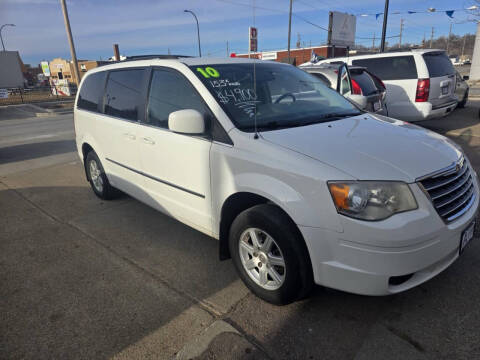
{"left": 458, "top": 90, "right": 468, "bottom": 108}
{"left": 229, "top": 204, "right": 313, "bottom": 305}
{"left": 85, "top": 151, "right": 120, "bottom": 200}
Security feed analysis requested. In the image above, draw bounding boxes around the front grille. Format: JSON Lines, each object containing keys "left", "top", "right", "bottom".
{"left": 419, "top": 158, "right": 476, "bottom": 222}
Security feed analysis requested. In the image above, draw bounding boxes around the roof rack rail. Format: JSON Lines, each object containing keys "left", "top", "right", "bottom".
{"left": 124, "top": 54, "right": 193, "bottom": 61}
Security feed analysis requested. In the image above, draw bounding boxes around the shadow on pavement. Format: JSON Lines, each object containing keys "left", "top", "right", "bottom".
{"left": 0, "top": 139, "right": 76, "bottom": 164}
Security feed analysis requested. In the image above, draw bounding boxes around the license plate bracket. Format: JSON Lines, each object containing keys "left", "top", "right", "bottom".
{"left": 460, "top": 220, "right": 476, "bottom": 255}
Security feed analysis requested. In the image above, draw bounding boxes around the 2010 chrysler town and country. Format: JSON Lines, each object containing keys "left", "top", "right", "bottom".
{"left": 74, "top": 57, "right": 478, "bottom": 304}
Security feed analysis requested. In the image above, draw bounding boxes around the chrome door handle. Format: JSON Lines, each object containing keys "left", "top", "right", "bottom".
{"left": 142, "top": 137, "right": 155, "bottom": 145}
{"left": 123, "top": 133, "right": 136, "bottom": 140}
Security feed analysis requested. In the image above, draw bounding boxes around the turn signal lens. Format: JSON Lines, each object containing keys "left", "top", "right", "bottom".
{"left": 329, "top": 183, "right": 350, "bottom": 210}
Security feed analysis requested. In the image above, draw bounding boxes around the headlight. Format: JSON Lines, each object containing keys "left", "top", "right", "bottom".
{"left": 328, "top": 181, "right": 417, "bottom": 221}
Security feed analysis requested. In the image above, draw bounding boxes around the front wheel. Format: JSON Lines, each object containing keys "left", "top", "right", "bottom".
{"left": 229, "top": 204, "right": 313, "bottom": 305}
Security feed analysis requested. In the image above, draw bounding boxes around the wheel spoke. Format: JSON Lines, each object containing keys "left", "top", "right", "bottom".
{"left": 249, "top": 229, "right": 261, "bottom": 249}
{"left": 261, "top": 235, "right": 273, "bottom": 252}
{"left": 258, "top": 266, "right": 268, "bottom": 285}
{"left": 239, "top": 239, "right": 254, "bottom": 254}
{"left": 244, "top": 258, "right": 256, "bottom": 270}
{"left": 268, "top": 267, "right": 283, "bottom": 284}
{"left": 268, "top": 254, "right": 285, "bottom": 267}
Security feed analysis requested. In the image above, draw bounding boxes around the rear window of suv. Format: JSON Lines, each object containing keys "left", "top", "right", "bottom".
{"left": 352, "top": 56, "right": 417, "bottom": 81}
{"left": 423, "top": 52, "right": 455, "bottom": 78}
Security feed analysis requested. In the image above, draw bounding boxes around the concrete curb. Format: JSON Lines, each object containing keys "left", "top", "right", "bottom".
{"left": 175, "top": 320, "right": 248, "bottom": 360}
{"left": 35, "top": 110, "right": 73, "bottom": 117}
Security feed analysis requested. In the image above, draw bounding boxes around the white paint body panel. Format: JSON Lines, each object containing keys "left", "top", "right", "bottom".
{"left": 75, "top": 58, "right": 479, "bottom": 296}
{"left": 302, "top": 50, "right": 458, "bottom": 121}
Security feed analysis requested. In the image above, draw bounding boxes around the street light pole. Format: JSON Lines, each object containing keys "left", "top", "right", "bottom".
{"left": 60, "top": 0, "right": 81, "bottom": 85}
{"left": 184, "top": 10, "right": 202, "bottom": 57}
{"left": 0, "top": 24, "right": 15, "bottom": 51}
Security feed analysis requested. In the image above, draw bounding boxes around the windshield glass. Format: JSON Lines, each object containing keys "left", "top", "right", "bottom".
{"left": 189, "top": 63, "right": 361, "bottom": 131}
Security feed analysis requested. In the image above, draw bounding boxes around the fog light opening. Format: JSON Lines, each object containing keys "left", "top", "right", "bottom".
{"left": 389, "top": 274, "right": 414, "bottom": 286}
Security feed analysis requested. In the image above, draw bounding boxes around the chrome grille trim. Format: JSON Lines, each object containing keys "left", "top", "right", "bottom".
{"left": 418, "top": 157, "right": 476, "bottom": 223}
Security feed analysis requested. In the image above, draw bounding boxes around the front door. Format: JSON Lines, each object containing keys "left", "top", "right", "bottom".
{"left": 137, "top": 68, "right": 213, "bottom": 235}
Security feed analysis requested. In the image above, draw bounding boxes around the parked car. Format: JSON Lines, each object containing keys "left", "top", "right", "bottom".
{"left": 455, "top": 71, "right": 469, "bottom": 108}
{"left": 302, "top": 49, "right": 458, "bottom": 121}
{"left": 302, "top": 63, "right": 386, "bottom": 114}
{"left": 75, "top": 56, "right": 479, "bottom": 305}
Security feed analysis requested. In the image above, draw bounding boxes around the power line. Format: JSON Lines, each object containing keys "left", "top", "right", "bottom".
{"left": 214, "top": 0, "right": 328, "bottom": 31}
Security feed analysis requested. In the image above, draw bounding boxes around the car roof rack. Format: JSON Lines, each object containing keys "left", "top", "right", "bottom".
{"left": 124, "top": 54, "right": 193, "bottom": 61}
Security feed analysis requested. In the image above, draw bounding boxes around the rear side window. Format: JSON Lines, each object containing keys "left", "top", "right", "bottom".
{"left": 350, "top": 71, "right": 377, "bottom": 95}
{"left": 77, "top": 71, "right": 106, "bottom": 112}
{"left": 352, "top": 56, "right": 417, "bottom": 80}
{"left": 423, "top": 52, "right": 455, "bottom": 78}
{"left": 146, "top": 69, "right": 208, "bottom": 129}
{"left": 104, "top": 69, "right": 145, "bottom": 121}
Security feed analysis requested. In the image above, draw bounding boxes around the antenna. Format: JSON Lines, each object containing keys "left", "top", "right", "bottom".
{"left": 252, "top": 0, "right": 259, "bottom": 139}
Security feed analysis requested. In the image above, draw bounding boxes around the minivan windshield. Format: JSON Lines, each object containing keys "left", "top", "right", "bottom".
{"left": 189, "top": 63, "right": 361, "bottom": 131}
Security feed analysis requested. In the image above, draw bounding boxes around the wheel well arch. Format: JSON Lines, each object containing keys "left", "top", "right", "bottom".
{"left": 81, "top": 143, "right": 94, "bottom": 180}
{"left": 218, "top": 192, "right": 305, "bottom": 261}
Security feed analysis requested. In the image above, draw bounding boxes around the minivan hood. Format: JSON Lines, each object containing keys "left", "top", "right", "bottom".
{"left": 260, "top": 114, "right": 462, "bottom": 182}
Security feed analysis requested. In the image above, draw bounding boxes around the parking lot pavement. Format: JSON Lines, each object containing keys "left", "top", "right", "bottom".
{"left": 1, "top": 104, "right": 480, "bottom": 359}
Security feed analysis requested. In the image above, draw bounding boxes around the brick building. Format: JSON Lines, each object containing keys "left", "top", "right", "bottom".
{"left": 236, "top": 45, "right": 347, "bottom": 66}
{"left": 48, "top": 58, "right": 107, "bottom": 85}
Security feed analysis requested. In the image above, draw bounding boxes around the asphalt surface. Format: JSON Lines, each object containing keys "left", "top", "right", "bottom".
{"left": 1, "top": 104, "right": 480, "bottom": 359}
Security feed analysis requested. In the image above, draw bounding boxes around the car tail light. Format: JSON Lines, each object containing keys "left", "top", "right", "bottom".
{"left": 415, "top": 78, "right": 430, "bottom": 102}
{"left": 351, "top": 78, "right": 362, "bottom": 95}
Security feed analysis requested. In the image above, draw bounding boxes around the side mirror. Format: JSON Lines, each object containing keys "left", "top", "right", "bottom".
{"left": 168, "top": 109, "right": 205, "bottom": 135}
{"left": 463, "top": 75, "right": 469, "bottom": 81}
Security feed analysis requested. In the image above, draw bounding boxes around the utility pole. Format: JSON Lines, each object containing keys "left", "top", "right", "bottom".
{"left": 399, "top": 19, "right": 404, "bottom": 48}
{"left": 430, "top": 27, "right": 434, "bottom": 49}
{"left": 462, "top": 34, "right": 467, "bottom": 57}
{"left": 446, "top": 23, "right": 452, "bottom": 54}
{"left": 422, "top": 32, "right": 426, "bottom": 48}
{"left": 287, "top": 0, "right": 293, "bottom": 63}
{"left": 60, "top": 0, "right": 80, "bottom": 85}
{"left": 372, "top": 33, "right": 376, "bottom": 50}
{"left": 226, "top": 41, "right": 229, "bottom": 57}
{"left": 380, "top": 0, "right": 389, "bottom": 52}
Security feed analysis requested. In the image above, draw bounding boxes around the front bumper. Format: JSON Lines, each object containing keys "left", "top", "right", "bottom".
{"left": 300, "top": 177, "right": 479, "bottom": 296}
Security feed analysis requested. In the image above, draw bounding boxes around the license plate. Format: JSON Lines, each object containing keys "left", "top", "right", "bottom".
{"left": 373, "top": 101, "right": 381, "bottom": 112}
{"left": 460, "top": 220, "right": 476, "bottom": 254}
{"left": 441, "top": 86, "right": 449, "bottom": 95}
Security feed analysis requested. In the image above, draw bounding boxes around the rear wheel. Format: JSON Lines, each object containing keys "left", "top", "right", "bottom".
{"left": 458, "top": 89, "right": 468, "bottom": 108}
{"left": 229, "top": 204, "right": 313, "bottom": 305}
{"left": 85, "top": 151, "right": 120, "bottom": 200}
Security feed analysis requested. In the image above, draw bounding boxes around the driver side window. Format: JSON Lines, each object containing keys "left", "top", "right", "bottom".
{"left": 146, "top": 69, "right": 209, "bottom": 129}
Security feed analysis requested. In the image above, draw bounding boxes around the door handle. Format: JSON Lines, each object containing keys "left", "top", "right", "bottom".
{"left": 123, "top": 133, "right": 136, "bottom": 140}
{"left": 142, "top": 137, "right": 155, "bottom": 145}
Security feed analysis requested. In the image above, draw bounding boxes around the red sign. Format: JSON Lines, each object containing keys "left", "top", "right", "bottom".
{"left": 249, "top": 27, "right": 258, "bottom": 52}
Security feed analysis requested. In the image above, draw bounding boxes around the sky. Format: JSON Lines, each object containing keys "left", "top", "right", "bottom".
{"left": 1, "top": 0, "right": 479, "bottom": 65}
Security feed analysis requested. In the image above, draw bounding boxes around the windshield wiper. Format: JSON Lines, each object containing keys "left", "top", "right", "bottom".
{"left": 316, "top": 112, "right": 362, "bottom": 120}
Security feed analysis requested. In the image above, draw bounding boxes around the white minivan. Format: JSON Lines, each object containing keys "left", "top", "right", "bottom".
{"left": 75, "top": 56, "right": 478, "bottom": 304}
{"left": 302, "top": 49, "right": 458, "bottom": 121}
